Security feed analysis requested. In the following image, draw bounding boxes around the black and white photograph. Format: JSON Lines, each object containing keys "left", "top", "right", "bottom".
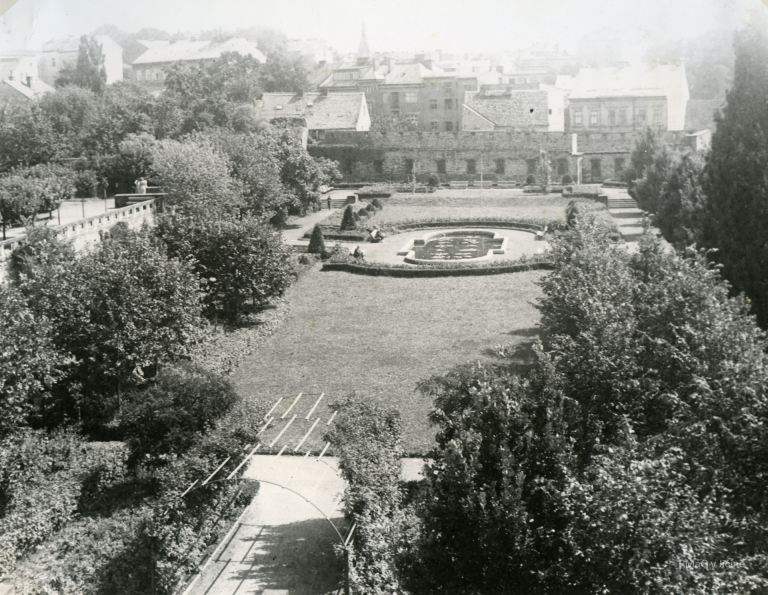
{"left": 0, "top": 0, "right": 767, "bottom": 593}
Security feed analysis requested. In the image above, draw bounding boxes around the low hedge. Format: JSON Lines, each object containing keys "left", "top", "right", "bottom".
{"left": 322, "top": 256, "right": 553, "bottom": 278}
{"left": 322, "top": 261, "right": 553, "bottom": 277}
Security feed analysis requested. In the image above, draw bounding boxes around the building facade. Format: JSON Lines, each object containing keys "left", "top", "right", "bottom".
{"left": 39, "top": 35, "right": 123, "bottom": 86}
{"left": 131, "top": 38, "right": 266, "bottom": 89}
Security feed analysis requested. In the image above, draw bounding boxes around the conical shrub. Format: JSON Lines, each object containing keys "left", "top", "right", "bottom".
{"left": 340, "top": 205, "right": 357, "bottom": 230}
{"left": 308, "top": 224, "right": 326, "bottom": 254}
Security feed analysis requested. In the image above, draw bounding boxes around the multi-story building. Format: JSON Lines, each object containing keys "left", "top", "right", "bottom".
{"left": 39, "top": 35, "right": 123, "bottom": 86}
{"left": 566, "top": 64, "right": 689, "bottom": 133}
{"left": 0, "top": 52, "right": 53, "bottom": 102}
{"left": 131, "top": 38, "right": 266, "bottom": 89}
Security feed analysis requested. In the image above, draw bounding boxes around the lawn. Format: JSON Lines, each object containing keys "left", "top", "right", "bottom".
{"left": 232, "top": 268, "right": 545, "bottom": 455}
{"left": 325, "top": 191, "right": 611, "bottom": 228}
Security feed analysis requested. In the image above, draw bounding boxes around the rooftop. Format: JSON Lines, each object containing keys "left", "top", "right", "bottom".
{"left": 464, "top": 89, "right": 549, "bottom": 129}
{"left": 132, "top": 38, "right": 265, "bottom": 65}
{"left": 256, "top": 92, "right": 366, "bottom": 130}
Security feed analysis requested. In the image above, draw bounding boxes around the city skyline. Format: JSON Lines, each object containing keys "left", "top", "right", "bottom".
{"left": 0, "top": 0, "right": 765, "bottom": 57}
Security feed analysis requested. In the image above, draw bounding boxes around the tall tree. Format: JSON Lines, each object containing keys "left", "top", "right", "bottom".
{"left": 54, "top": 35, "right": 108, "bottom": 95}
{"left": 703, "top": 25, "right": 768, "bottom": 326}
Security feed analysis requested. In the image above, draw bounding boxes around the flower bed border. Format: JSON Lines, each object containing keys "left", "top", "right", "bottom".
{"left": 321, "top": 260, "right": 553, "bottom": 277}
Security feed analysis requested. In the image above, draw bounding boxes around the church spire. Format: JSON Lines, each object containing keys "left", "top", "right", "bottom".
{"left": 357, "top": 22, "right": 370, "bottom": 64}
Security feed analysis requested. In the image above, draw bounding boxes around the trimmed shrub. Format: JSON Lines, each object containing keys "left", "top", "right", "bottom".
{"left": 371, "top": 198, "right": 383, "bottom": 210}
{"left": 307, "top": 224, "right": 326, "bottom": 254}
{"left": 365, "top": 203, "right": 375, "bottom": 213}
{"left": 562, "top": 174, "right": 573, "bottom": 184}
{"left": 340, "top": 205, "right": 357, "bottom": 230}
{"left": 428, "top": 173, "right": 440, "bottom": 187}
{"left": 525, "top": 174, "right": 536, "bottom": 185}
{"left": 358, "top": 208, "right": 369, "bottom": 218}
{"left": 120, "top": 363, "right": 241, "bottom": 466}
{"left": 73, "top": 169, "right": 99, "bottom": 198}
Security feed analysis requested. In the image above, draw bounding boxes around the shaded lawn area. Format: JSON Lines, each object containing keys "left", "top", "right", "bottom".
{"left": 232, "top": 268, "right": 545, "bottom": 455}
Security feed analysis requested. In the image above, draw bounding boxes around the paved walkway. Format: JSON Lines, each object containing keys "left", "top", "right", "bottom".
{"left": 186, "top": 456, "right": 425, "bottom": 595}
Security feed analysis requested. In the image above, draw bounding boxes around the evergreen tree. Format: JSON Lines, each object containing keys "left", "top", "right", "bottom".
{"left": 340, "top": 204, "right": 357, "bottom": 230}
{"left": 703, "top": 25, "right": 768, "bottom": 326}
{"left": 307, "top": 224, "right": 326, "bottom": 254}
{"left": 54, "top": 36, "right": 107, "bottom": 95}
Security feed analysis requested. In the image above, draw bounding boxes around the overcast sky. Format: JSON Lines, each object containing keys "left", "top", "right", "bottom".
{"left": 1, "top": 0, "right": 766, "bottom": 56}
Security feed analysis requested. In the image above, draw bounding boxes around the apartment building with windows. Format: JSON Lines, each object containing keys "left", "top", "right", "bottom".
{"left": 131, "top": 38, "right": 266, "bottom": 89}
{"left": 565, "top": 64, "right": 689, "bottom": 132}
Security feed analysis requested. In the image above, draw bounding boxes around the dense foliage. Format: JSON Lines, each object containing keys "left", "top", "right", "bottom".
{"left": 343, "top": 220, "right": 768, "bottom": 594}
{"left": 16, "top": 226, "right": 206, "bottom": 427}
{"left": 701, "top": 25, "right": 768, "bottom": 327}
{"left": 154, "top": 212, "right": 293, "bottom": 322}
{"left": 325, "top": 397, "right": 412, "bottom": 594}
{"left": 55, "top": 36, "right": 108, "bottom": 95}
{"left": 121, "top": 364, "right": 240, "bottom": 465}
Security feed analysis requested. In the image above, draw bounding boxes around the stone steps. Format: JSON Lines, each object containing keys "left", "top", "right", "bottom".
{"left": 607, "top": 198, "right": 639, "bottom": 209}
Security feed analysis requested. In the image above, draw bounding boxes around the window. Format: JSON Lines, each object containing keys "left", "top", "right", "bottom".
{"left": 573, "top": 109, "right": 583, "bottom": 126}
{"left": 392, "top": 110, "right": 400, "bottom": 117}
{"left": 444, "top": 121, "right": 454, "bottom": 132}
{"left": 374, "top": 160, "right": 384, "bottom": 174}
{"left": 405, "top": 114, "right": 419, "bottom": 127}
{"left": 443, "top": 83, "right": 452, "bottom": 93}
{"left": 136, "top": 69, "right": 143, "bottom": 81}
{"left": 636, "top": 109, "right": 646, "bottom": 126}
{"left": 405, "top": 92, "right": 418, "bottom": 103}
{"left": 391, "top": 92, "right": 400, "bottom": 107}
{"left": 653, "top": 107, "right": 663, "bottom": 128}
{"left": 614, "top": 158, "right": 625, "bottom": 175}
{"left": 430, "top": 121, "right": 439, "bottom": 131}
{"left": 382, "top": 93, "right": 388, "bottom": 104}
{"left": 527, "top": 159, "right": 538, "bottom": 175}
{"left": 590, "top": 158, "right": 602, "bottom": 182}
{"left": 589, "top": 109, "right": 598, "bottom": 126}
{"left": 608, "top": 109, "right": 616, "bottom": 125}
{"left": 404, "top": 158, "right": 414, "bottom": 174}
{"left": 466, "top": 159, "right": 476, "bottom": 174}
{"left": 495, "top": 159, "right": 505, "bottom": 174}
{"left": 464, "top": 83, "right": 475, "bottom": 91}
{"left": 557, "top": 158, "right": 569, "bottom": 176}
{"left": 444, "top": 98, "right": 453, "bottom": 110}
{"left": 334, "top": 72, "right": 352, "bottom": 80}
{"left": 548, "top": 108, "right": 552, "bottom": 115}
{"left": 618, "top": 109, "right": 627, "bottom": 125}
{"left": 430, "top": 99, "right": 438, "bottom": 110}
{"left": 437, "top": 159, "right": 446, "bottom": 174}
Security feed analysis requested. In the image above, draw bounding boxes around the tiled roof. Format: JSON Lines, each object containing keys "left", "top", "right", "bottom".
{"left": 464, "top": 89, "right": 549, "bottom": 128}
{"left": 382, "top": 62, "right": 439, "bottom": 86}
{"left": 132, "top": 38, "right": 265, "bottom": 65}
{"left": 256, "top": 92, "right": 365, "bottom": 130}
{"left": 685, "top": 97, "right": 724, "bottom": 132}
{"left": 1, "top": 78, "right": 53, "bottom": 100}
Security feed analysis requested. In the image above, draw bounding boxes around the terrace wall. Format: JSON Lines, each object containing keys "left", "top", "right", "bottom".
{"left": 309, "top": 130, "right": 686, "bottom": 184}
{"left": 0, "top": 198, "right": 160, "bottom": 283}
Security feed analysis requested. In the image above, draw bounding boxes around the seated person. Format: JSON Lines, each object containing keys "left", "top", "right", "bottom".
{"left": 353, "top": 246, "right": 364, "bottom": 259}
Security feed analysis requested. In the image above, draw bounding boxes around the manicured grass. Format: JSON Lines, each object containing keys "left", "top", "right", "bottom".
{"left": 326, "top": 193, "right": 610, "bottom": 228}
{"left": 232, "top": 267, "right": 545, "bottom": 455}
